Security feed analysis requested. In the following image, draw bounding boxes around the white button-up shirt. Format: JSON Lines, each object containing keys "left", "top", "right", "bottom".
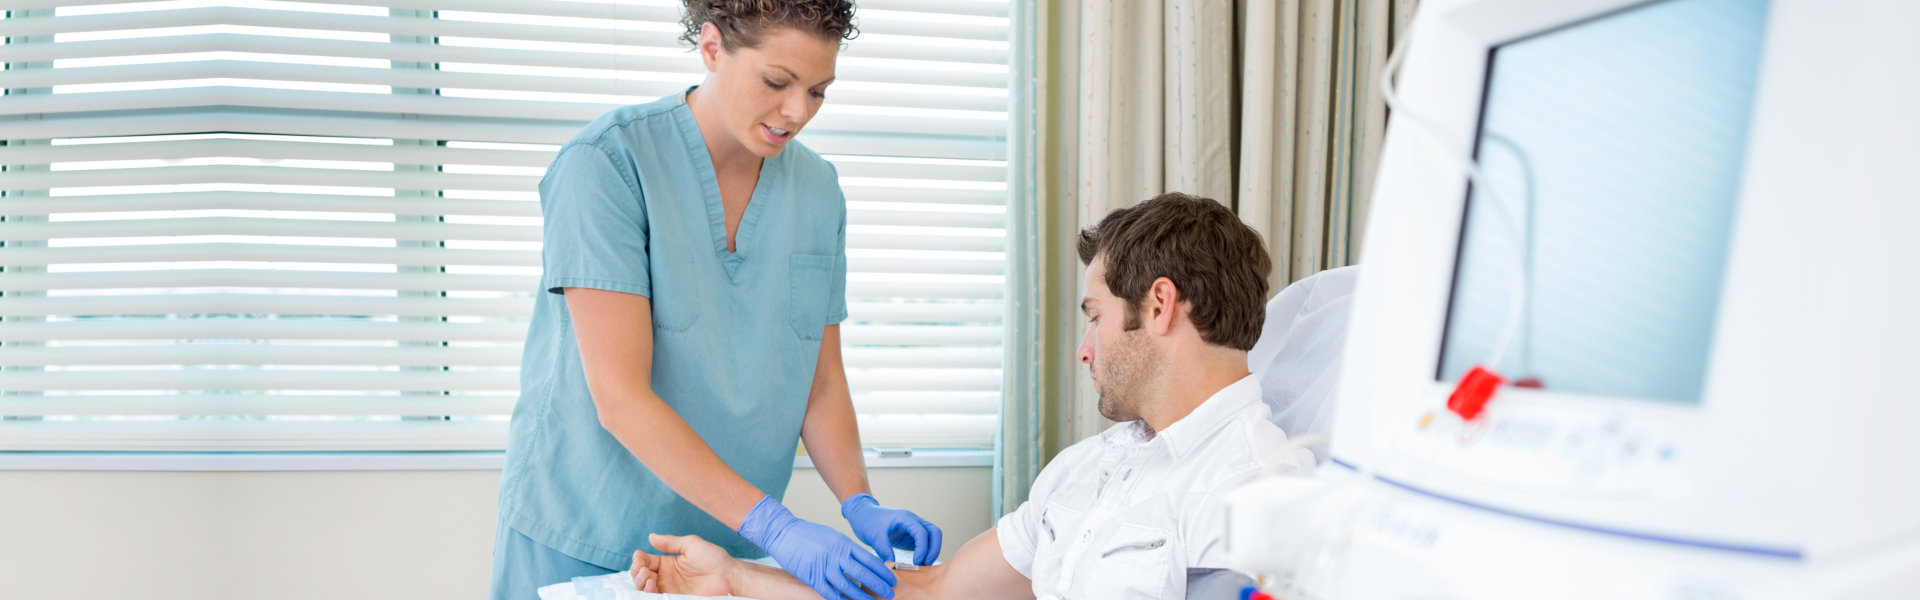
{"left": 997, "top": 376, "right": 1313, "bottom": 600}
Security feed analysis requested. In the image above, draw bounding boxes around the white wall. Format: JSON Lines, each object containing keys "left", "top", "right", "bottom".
{"left": 0, "top": 466, "right": 992, "bottom": 600}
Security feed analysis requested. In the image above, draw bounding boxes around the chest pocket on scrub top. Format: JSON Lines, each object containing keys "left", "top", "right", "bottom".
{"left": 647, "top": 279, "right": 701, "bottom": 333}
{"left": 788, "top": 253, "right": 834, "bottom": 341}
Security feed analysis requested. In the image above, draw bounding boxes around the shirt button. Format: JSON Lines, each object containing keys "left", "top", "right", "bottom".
{"left": 1081, "top": 531, "right": 1091, "bottom": 542}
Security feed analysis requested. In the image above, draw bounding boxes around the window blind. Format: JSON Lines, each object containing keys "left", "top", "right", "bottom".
{"left": 0, "top": 0, "right": 1009, "bottom": 451}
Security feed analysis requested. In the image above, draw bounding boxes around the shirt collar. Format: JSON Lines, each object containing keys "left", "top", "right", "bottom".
{"left": 1155, "top": 375, "right": 1264, "bottom": 460}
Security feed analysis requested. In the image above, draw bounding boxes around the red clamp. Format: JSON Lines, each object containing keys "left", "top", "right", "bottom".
{"left": 1447, "top": 365, "right": 1505, "bottom": 422}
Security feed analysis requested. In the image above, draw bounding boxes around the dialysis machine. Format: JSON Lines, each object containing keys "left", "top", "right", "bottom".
{"left": 1226, "top": 0, "right": 1920, "bottom": 597}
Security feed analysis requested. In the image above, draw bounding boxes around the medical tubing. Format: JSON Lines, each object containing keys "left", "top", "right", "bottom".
{"left": 1245, "top": 27, "right": 1533, "bottom": 595}
{"left": 1377, "top": 25, "right": 1531, "bottom": 374}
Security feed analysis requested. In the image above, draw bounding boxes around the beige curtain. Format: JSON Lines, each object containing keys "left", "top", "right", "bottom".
{"left": 1077, "top": 0, "right": 1418, "bottom": 286}
{"left": 1031, "top": 0, "right": 1421, "bottom": 462}
{"left": 1238, "top": 0, "right": 1419, "bottom": 285}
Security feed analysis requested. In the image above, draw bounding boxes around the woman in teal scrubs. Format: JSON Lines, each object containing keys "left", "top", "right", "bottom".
{"left": 490, "top": 2, "right": 941, "bottom": 599}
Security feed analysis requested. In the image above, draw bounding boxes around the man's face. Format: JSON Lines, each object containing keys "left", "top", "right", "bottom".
{"left": 1078, "top": 257, "right": 1159, "bottom": 423}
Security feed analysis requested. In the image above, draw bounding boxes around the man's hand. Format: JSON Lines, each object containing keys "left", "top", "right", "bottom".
{"left": 631, "top": 533, "right": 736, "bottom": 596}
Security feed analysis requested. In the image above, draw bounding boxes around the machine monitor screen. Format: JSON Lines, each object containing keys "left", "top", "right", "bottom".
{"left": 1436, "top": 0, "right": 1770, "bottom": 404}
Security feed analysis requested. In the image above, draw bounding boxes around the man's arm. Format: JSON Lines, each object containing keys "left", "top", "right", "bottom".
{"left": 901, "top": 528, "right": 1034, "bottom": 600}
{"left": 634, "top": 528, "right": 1032, "bottom": 600}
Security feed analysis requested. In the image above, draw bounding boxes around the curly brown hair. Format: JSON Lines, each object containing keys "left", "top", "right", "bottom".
{"left": 679, "top": 0, "right": 859, "bottom": 51}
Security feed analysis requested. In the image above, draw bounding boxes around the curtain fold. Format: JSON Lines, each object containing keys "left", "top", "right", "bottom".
{"left": 997, "top": 0, "right": 1419, "bottom": 516}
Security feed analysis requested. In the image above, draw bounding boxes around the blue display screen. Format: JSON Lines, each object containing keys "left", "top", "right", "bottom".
{"left": 1437, "top": 0, "right": 1770, "bottom": 404}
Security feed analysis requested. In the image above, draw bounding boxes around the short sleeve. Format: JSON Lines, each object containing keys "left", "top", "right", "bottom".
{"left": 827, "top": 209, "right": 849, "bottom": 324}
{"left": 995, "top": 499, "right": 1040, "bottom": 579}
{"left": 995, "top": 438, "right": 1093, "bottom": 579}
{"left": 826, "top": 165, "right": 849, "bottom": 324}
{"left": 1180, "top": 467, "right": 1261, "bottom": 570}
{"left": 538, "top": 144, "right": 651, "bottom": 297}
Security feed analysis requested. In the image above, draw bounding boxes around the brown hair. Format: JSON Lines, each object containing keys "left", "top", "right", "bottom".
{"left": 1078, "top": 192, "right": 1272, "bottom": 351}
{"left": 679, "top": 0, "right": 859, "bottom": 51}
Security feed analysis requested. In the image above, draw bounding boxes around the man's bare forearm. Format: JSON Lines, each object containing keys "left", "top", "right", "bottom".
{"left": 729, "top": 560, "right": 940, "bottom": 600}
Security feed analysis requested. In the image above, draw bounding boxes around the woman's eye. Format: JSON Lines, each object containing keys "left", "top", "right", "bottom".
{"left": 763, "top": 78, "right": 786, "bottom": 90}
{"left": 810, "top": 89, "right": 826, "bottom": 99}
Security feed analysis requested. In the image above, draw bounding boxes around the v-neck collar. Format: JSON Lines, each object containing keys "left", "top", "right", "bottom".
{"left": 674, "top": 87, "right": 775, "bottom": 281}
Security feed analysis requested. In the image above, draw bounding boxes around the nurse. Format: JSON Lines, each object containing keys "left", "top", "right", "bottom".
{"left": 489, "top": 2, "right": 942, "bottom": 599}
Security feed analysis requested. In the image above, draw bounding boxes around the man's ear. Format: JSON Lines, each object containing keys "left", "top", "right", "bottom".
{"left": 697, "top": 22, "right": 725, "bottom": 71}
{"left": 1146, "top": 277, "right": 1179, "bottom": 335}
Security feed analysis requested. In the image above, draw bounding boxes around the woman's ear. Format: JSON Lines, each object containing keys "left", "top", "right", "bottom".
{"left": 697, "top": 21, "right": 725, "bottom": 71}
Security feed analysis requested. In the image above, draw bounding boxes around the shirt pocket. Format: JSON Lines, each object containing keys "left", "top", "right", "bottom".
{"left": 1029, "top": 501, "right": 1084, "bottom": 592}
{"left": 647, "top": 284, "right": 701, "bottom": 333}
{"left": 788, "top": 253, "right": 835, "bottom": 341}
{"left": 1083, "top": 522, "right": 1178, "bottom": 600}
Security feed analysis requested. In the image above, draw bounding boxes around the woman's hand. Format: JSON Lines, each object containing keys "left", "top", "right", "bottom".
{"left": 631, "top": 533, "right": 737, "bottom": 597}
{"left": 840, "top": 494, "right": 942, "bottom": 566}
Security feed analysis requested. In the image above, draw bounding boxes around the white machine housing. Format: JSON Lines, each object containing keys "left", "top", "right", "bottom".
{"left": 1331, "top": 0, "right": 1919, "bottom": 573}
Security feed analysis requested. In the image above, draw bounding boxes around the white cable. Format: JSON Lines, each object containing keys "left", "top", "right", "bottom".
{"left": 1247, "top": 22, "right": 1539, "bottom": 596}
{"left": 1378, "top": 28, "right": 1531, "bottom": 374}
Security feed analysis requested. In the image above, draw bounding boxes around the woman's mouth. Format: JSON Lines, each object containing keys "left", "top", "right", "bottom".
{"left": 761, "top": 123, "right": 793, "bottom": 145}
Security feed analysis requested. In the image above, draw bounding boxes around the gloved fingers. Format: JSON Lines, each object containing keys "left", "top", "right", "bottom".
{"left": 836, "top": 550, "right": 896, "bottom": 599}
{"left": 918, "top": 520, "right": 944, "bottom": 566}
{"left": 888, "top": 520, "right": 929, "bottom": 555}
{"left": 857, "top": 530, "right": 893, "bottom": 562}
{"left": 849, "top": 544, "right": 897, "bottom": 587}
{"left": 810, "top": 581, "right": 847, "bottom": 600}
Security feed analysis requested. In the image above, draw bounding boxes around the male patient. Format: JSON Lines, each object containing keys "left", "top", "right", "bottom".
{"left": 626, "top": 193, "right": 1312, "bottom": 600}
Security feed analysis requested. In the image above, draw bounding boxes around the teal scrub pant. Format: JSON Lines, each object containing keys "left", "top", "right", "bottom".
{"left": 489, "top": 515, "right": 615, "bottom": 600}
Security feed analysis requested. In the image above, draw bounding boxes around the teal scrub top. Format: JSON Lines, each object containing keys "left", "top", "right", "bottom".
{"left": 499, "top": 89, "right": 849, "bottom": 570}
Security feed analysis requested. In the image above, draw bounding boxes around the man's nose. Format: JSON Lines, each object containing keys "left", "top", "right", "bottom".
{"left": 1077, "top": 328, "right": 1093, "bottom": 364}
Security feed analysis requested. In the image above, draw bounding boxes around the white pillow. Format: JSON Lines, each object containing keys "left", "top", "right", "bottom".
{"left": 1247, "top": 265, "right": 1360, "bottom": 463}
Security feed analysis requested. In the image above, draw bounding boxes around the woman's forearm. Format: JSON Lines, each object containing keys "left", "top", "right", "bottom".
{"left": 599, "top": 389, "right": 764, "bottom": 529}
{"left": 800, "top": 325, "right": 873, "bottom": 502}
{"left": 568, "top": 287, "right": 765, "bottom": 530}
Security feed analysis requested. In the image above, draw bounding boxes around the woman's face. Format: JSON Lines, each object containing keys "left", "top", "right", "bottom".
{"left": 697, "top": 23, "right": 839, "bottom": 158}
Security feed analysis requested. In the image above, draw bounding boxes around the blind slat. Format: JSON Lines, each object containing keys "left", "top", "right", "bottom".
{"left": 0, "top": 319, "right": 529, "bottom": 342}
{"left": 0, "top": 192, "right": 542, "bottom": 218}
{"left": 4, "top": 32, "right": 1011, "bottom": 87}
{"left": 0, "top": 370, "right": 519, "bottom": 392}
{"left": 0, "top": 8, "right": 1009, "bottom": 63}
{"left": 0, "top": 111, "right": 1007, "bottom": 160}
{"left": 0, "top": 270, "right": 536, "bottom": 292}
{"left": 0, "top": 244, "right": 538, "bottom": 267}
{"left": 20, "top": 0, "right": 1011, "bottom": 19}
{"left": 0, "top": 88, "right": 1009, "bottom": 138}
{"left": 0, "top": 60, "right": 1009, "bottom": 113}
{"left": 0, "top": 420, "right": 511, "bottom": 452}
{"left": 0, "top": 345, "right": 1002, "bottom": 369}
{"left": 0, "top": 139, "right": 1009, "bottom": 182}
{"left": 0, "top": 395, "right": 519, "bottom": 417}
{"left": 3, "top": 163, "right": 539, "bottom": 192}
{"left": 0, "top": 293, "right": 535, "bottom": 318}
{"left": 2, "top": 216, "right": 541, "bottom": 242}
{"left": 0, "top": 345, "right": 522, "bottom": 366}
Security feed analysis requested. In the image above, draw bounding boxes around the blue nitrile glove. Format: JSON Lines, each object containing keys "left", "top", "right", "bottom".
{"left": 738, "top": 495, "right": 897, "bottom": 600}
{"left": 840, "top": 493, "right": 944, "bottom": 566}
